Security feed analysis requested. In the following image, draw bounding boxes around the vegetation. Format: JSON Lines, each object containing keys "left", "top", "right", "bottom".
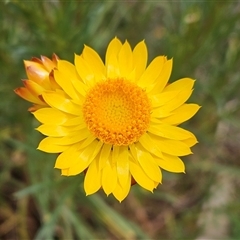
{"left": 0, "top": 1, "right": 240, "bottom": 239}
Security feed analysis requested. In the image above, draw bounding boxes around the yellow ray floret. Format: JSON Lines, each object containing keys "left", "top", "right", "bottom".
{"left": 16, "top": 37, "right": 200, "bottom": 202}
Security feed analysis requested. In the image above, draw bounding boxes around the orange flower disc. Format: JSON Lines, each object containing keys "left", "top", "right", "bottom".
{"left": 83, "top": 79, "right": 151, "bottom": 146}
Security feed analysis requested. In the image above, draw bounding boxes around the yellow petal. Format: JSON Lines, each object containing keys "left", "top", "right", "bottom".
{"left": 129, "top": 157, "right": 155, "bottom": 192}
{"left": 99, "top": 143, "right": 112, "bottom": 170}
{"left": 162, "top": 104, "right": 200, "bottom": 125}
{"left": 118, "top": 40, "right": 133, "bottom": 78}
{"left": 74, "top": 54, "right": 96, "bottom": 86}
{"left": 105, "top": 37, "right": 122, "bottom": 66}
{"left": 55, "top": 140, "right": 101, "bottom": 170}
{"left": 105, "top": 37, "right": 122, "bottom": 78}
{"left": 63, "top": 116, "right": 85, "bottom": 126}
{"left": 64, "top": 66, "right": 87, "bottom": 97}
{"left": 102, "top": 160, "right": 117, "bottom": 195}
{"left": 78, "top": 134, "right": 96, "bottom": 150}
{"left": 147, "top": 58, "right": 173, "bottom": 94}
{"left": 55, "top": 143, "right": 80, "bottom": 169}
{"left": 148, "top": 124, "right": 195, "bottom": 140}
{"left": 150, "top": 91, "right": 179, "bottom": 108}
{"left": 42, "top": 91, "right": 82, "bottom": 115}
{"left": 182, "top": 136, "right": 198, "bottom": 147}
{"left": 138, "top": 133, "right": 163, "bottom": 158}
{"left": 150, "top": 134, "right": 192, "bottom": 156}
{"left": 112, "top": 176, "right": 131, "bottom": 202}
{"left": 134, "top": 143, "right": 162, "bottom": 182}
{"left": 84, "top": 158, "right": 102, "bottom": 195}
{"left": 116, "top": 146, "right": 129, "bottom": 188}
{"left": 61, "top": 168, "right": 69, "bottom": 176}
{"left": 82, "top": 45, "right": 105, "bottom": 81}
{"left": 71, "top": 80, "right": 87, "bottom": 99}
{"left": 79, "top": 137, "right": 103, "bottom": 162}
{"left": 33, "top": 108, "right": 70, "bottom": 125}
{"left": 106, "top": 52, "right": 120, "bottom": 79}
{"left": 70, "top": 123, "right": 87, "bottom": 132}
{"left": 129, "top": 143, "right": 138, "bottom": 162}
{"left": 126, "top": 69, "right": 136, "bottom": 82}
{"left": 138, "top": 56, "right": 166, "bottom": 88}
{"left": 153, "top": 181, "right": 160, "bottom": 188}
{"left": 150, "top": 117, "right": 163, "bottom": 124}
{"left": 53, "top": 128, "right": 90, "bottom": 145}
{"left": 153, "top": 153, "right": 185, "bottom": 173}
{"left": 57, "top": 60, "right": 81, "bottom": 82}
{"left": 151, "top": 107, "right": 172, "bottom": 118}
{"left": 90, "top": 140, "right": 104, "bottom": 159}
{"left": 155, "top": 90, "right": 193, "bottom": 113}
{"left": 36, "top": 124, "right": 70, "bottom": 137}
{"left": 54, "top": 69, "right": 79, "bottom": 100}
{"left": 133, "top": 40, "right": 147, "bottom": 80}
{"left": 67, "top": 140, "right": 100, "bottom": 176}
{"left": 38, "top": 137, "right": 68, "bottom": 153}
{"left": 163, "top": 78, "right": 195, "bottom": 92}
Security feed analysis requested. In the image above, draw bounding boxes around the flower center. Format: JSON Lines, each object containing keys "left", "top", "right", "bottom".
{"left": 83, "top": 79, "right": 151, "bottom": 146}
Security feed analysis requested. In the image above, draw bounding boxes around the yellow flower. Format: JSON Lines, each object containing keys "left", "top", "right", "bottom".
{"left": 21, "top": 38, "right": 200, "bottom": 201}
{"left": 14, "top": 54, "right": 60, "bottom": 111}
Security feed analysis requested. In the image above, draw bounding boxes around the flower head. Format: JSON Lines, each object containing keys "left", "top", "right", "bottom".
{"left": 16, "top": 38, "right": 200, "bottom": 201}
{"left": 14, "top": 54, "right": 60, "bottom": 111}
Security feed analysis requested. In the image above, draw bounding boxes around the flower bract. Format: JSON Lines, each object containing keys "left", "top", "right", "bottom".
{"left": 14, "top": 54, "right": 60, "bottom": 111}
{"left": 16, "top": 37, "right": 200, "bottom": 201}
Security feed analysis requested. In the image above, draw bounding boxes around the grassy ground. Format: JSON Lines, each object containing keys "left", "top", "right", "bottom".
{"left": 1, "top": 1, "right": 240, "bottom": 239}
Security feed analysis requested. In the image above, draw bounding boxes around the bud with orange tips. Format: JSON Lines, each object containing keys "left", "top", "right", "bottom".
{"left": 14, "top": 54, "right": 60, "bottom": 111}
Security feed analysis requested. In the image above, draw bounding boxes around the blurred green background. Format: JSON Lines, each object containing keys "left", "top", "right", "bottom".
{"left": 1, "top": 1, "right": 240, "bottom": 239}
